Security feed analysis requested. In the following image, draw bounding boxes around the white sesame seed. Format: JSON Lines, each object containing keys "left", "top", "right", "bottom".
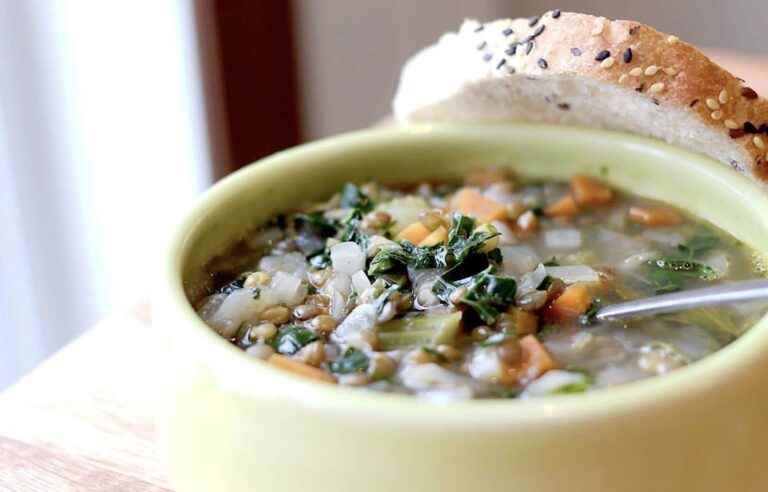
{"left": 755, "top": 136, "right": 766, "bottom": 150}
{"left": 667, "top": 35, "right": 679, "bottom": 44}
{"left": 710, "top": 110, "right": 723, "bottom": 120}
{"left": 644, "top": 65, "right": 659, "bottom": 76}
{"left": 663, "top": 67, "right": 678, "bottom": 76}
{"left": 718, "top": 90, "right": 729, "bottom": 104}
{"left": 649, "top": 82, "right": 665, "bottom": 93}
{"left": 600, "top": 57, "right": 615, "bottom": 69}
{"left": 705, "top": 98, "right": 720, "bottom": 110}
{"left": 629, "top": 67, "right": 643, "bottom": 77}
{"left": 724, "top": 119, "right": 739, "bottom": 129}
{"left": 618, "top": 74, "right": 629, "bottom": 84}
{"left": 591, "top": 18, "right": 606, "bottom": 36}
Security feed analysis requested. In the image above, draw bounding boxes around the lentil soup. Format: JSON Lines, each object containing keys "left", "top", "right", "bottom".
{"left": 194, "top": 170, "right": 766, "bottom": 400}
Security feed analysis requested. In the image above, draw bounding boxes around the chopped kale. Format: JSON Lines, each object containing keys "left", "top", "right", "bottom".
{"left": 578, "top": 298, "right": 602, "bottom": 325}
{"left": 677, "top": 233, "right": 719, "bottom": 259}
{"left": 645, "top": 232, "right": 720, "bottom": 294}
{"left": 271, "top": 325, "right": 318, "bottom": 355}
{"left": 433, "top": 267, "right": 517, "bottom": 325}
{"left": 294, "top": 211, "right": 339, "bottom": 238}
{"left": 328, "top": 347, "right": 370, "bottom": 374}
{"left": 340, "top": 183, "right": 374, "bottom": 214}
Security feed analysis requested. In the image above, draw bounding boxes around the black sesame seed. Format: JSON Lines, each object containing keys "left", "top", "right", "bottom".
{"left": 729, "top": 129, "right": 746, "bottom": 139}
{"left": 528, "top": 16, "right": 540, "bottom": 27}
{"left": 496, "top": 58, "right": 507, "bottom": 69}
{"left": 474, "top": 25, "right": 484, "bottom": 32}
{"left": 595, "top": 50, "right": 610, "bottom": 62}
{"left": 652, "top": 98, "right": 660, "bottom": 106}
{"left": 742, "top": 87, "right": 759, "bottom": 99}
{"left": 532, "top": 25, "right": 545, "bottom": 38}
{"left": 557, "top": 103, "right": 570, "bottom": 110}
{"left": 526, "top": 41, "right": 534, "bottom": 54}
{"left": 744, "top": 122, "right": 758, "bottom": 133}
{"left": 477, "top": 41, "right": 487, "bottom": 50}
{"left": 482, "top": 53, "right": 493, "bottom": 62}
{"left": 623, "top": 48, "right": 633, "bottom": 63}
{"left": 502, "top": 27, "right": 514, "bottom": 37}
{"left": 552, "top": 9, "right": 561, "bottom": 19}
{"left": 505, "top": 44, "right": 518, "bottom": 56}
{"left": 538, "top": 58, "right": 548, "bottom": 69}
{"left": 570, "top": 47, "right": 582, "bottom": 57}
{"left": 689, "top": 99, "right": 699, "bottom": 107}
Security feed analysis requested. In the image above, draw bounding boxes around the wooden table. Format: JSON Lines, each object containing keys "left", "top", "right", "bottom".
{"left": 1, "top": 51, "right": 766, "bottom": 492}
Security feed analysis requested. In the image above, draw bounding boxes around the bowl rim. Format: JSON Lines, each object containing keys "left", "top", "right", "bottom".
{"left": 159, "top": 123, "right": 768, "bottom": 427}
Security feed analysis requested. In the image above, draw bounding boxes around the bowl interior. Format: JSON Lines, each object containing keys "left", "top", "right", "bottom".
{"left": 166, "top": 123, "right": 768, "bottom": 421}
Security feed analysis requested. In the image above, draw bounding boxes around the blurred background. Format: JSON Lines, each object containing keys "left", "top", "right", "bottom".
{"left": 1, "top": 0, "right": 766, "bottom": 390}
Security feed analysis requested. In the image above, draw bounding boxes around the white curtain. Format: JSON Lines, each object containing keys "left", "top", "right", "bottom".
{"left": 0, "top": 1, "right": 212, "bottom": 389}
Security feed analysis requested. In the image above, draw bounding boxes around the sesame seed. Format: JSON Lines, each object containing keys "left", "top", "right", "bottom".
{"left": 538, "top": 58, "right": 548, "bottom": 69}
{"left": 649, "top": 82, "right": 665, "bottom": 93}
{"left": 600, "top": 57, "right": 615, "bottom": 69}
{"left": 528, "top": 16, "right": 540, "bottom": 27}
{"left": 502, "top": 27, "right": 514, "bottom": 37}
{"left": 474, "top": 25, "right": 485, "bottom": 32}
{"left": 623, "top": 48, "right": 633, "bottom": 63}
{"left": 477, "top": 41, "right": 487, "bottom": 50}
{"left": 483, "top": 53, "right": 493, "bottom": 62}
{"left": 724, "top": 119, "right": 739, "bottom": 129}
{"left": 629, "top": 67, "right": 643, "bottom": 77}
{"left": 741, "top": 87, "right": 758, "bottom": 99}
{"left": 595, "top": 50, "right": 611, "bottom": 61}
{"left": 667, "top": 35, "right": 679, "bottom": 44}
{"left": 718, "top": 90, "right": 729, "bottom": 104}
{"left": 526, "top": 41, "right": 534, "bottom": 54}
{"left": 711, "top": 110, "right": 723, "bottom": 120}
{"left": 532, "top": 25, "right": 545, "bottom": 38}
{"left": 664, "top": 67, "right": 678, "bottom": 76}
{"left": 619, "top": 74, "right": 629, "bottom": 84}
{"left": 552, "top": 9, "right": 561, "bottom": 19}
{"left": 570, "top": 47, "right": 582, "bottom": 56}
{"left": 744, "top": 122, "right": 758, "bottom": 133}
{"left": 644, "top": 65, "right": 659, "bottom": 76}
{"left": 755, "top": 136, "right": 766, "bottom": 150}
{"left": 496, "top": 58, "right": 507, "bottom": 69}
{"left": 591, "top": 18, "right": 606, "bottom": 36}
{"left": 705, "top": 98, "right": 720, "bottom": 110}
{"left": 505, "top": 45, "right": 517, "bottom": 56}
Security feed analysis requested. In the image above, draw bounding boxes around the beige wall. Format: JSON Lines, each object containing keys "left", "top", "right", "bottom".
{"left": 293, "top": 0, "right": 767, "bottom": 140}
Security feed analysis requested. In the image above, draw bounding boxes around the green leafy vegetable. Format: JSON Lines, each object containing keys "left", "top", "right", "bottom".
{"left": 294, "top": 212, "right": 339, "bottom": 238}
{"left": 578, "top": 298, "right": 602, "bottom": 325}
{"left": 553, "top": 380, "right": 591, "bottom": 394}
{"left": 271, "top": 325, "right": 318, "bottom": 355}
{"left": 328, "top": 348, "right": 369, "bottom": 374}
{"left": 645, "top": 233, "right": 720, "bottom": 294}
{"left": 677, "top": 233, "right": 719, "bottom": 259}
{"left": 433, "top": 267, "right": 517, "bottom": 325}
{"left": 340, "top": 183, "right": 374, "bottom": 214}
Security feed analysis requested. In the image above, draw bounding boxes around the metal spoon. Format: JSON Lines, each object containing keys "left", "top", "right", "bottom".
{"left": 595, "top": 279, "right": 768, "bottom": 322}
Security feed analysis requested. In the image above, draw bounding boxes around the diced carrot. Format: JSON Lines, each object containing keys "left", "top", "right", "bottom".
{"left": 501, "top": 335, "right": 557, "bottom": 385}
{"left": 545, "top": 194, "right": 580, "bottom": 217}
{"left": 396, "top": 222, "right": 431, "bottom": 244}
{"left": 465, "top": 168, "right": 509, "bottom": 187}
{"left": 268, "top": 354, "right": 336, "bottom": 384}
{"left": 571, "top": 175, "right": 613, "bottom": 206}
{"left": 627, "top": 206, "right": 682, "bottom": 227}
{"left": 418, "top": 225, "right": 448, "bottom": 247}
{"left": 511, "top": 308, "right": 539, "bottom": 336}
{"left": 452, "top": 188, "right": 508, "bottom": 222}
{"left": 544, "top": 283, "right": 592, "bottom": 322}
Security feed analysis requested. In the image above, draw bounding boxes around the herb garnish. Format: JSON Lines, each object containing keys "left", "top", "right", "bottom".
{"left": 328, "top": 347, "right": 369, "bottom": 374}
{"left": 271, "top": 325, "right": 318, "bottom": 355}
{"left": 340, "top": 183, "right": 374, "bottom": 214}
{"left": 578, "top": 298, "right": 602, "bottom": 325}
{"left": 434, "top": 267, "right": 517, "bottom": 325}
{"left": 645, "top": 233, "right": 720, "bottom": 294}
{"left": 294, "top": 211, "right": 340, "bottom": 238}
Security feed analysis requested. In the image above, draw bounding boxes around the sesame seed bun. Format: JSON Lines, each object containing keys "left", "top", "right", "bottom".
{"left": 393, "top": 11, "right": 768, "bottom": 181}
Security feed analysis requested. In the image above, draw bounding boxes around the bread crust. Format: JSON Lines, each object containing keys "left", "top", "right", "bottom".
{"left": 394, "top": 11, "right": 768, "bottom": 181}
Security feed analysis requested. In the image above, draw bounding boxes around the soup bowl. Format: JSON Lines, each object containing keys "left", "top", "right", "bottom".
{"left": 156, "top": 124, "right": 768, "bottom": 492}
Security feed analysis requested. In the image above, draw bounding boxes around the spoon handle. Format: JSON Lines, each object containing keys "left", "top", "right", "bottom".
{"left": 595, "top": 279, "right": 768, "bottom": 322}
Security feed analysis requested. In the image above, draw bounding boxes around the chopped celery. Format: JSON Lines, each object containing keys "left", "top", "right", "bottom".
{"left": 377, "top": 312, "right": 461, "bottom": 349}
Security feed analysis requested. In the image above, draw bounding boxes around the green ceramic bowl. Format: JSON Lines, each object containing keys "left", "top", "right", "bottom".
{"left": 156, "top": 124, "right": 768, "bottom": 492}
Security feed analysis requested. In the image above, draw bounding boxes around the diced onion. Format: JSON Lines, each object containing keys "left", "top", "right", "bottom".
{"left": 544, "top": 265, "right": 600, "bottom": 284}
{"left": 331, "top": 241, "right": 366, "bottom": 275}
{"left": 208, "top": 288, "right": 272, "bottom": 338}
{"left": 351, "top": 270, "right": 372, "bottom": 295}
{"left": 521, "top": 370, "right": 589, "bottom": 398}
{"left": 543, "top": 229, "right": 582, "bottom": 250}
{"left": 323, "top": 272, "right": 352, "bottom": 297}
{"left": 258, "top": 252, "right": 308, "bottom": 279}
{"left": 333, "top": 303, "right": 377, "bottom": 349}
{"left": 271, "top": 271, "right": 308, "bottom": 306}
{"left": 517, "top": 263, "right": 548, "bottom": 295}
{"left": 468, "top": 348, "right": 503, "bottom": 381}
{"left": 501, "top": 245, "right": 540, "bottom": 276}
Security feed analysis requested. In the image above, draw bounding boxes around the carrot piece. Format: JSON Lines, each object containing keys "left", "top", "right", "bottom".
{"left": 501, "top": 335, "right": 557, "bottom": 385}
{"left": 396, "top": 222, "right": 431, "bottom": 244}
{"left": 628, "top": 206, "right": 682, "bottom": 227}
{"left": 545, "top": 194, "right": 580, "bottom": 217}
{"left": 545, "top": 283, "right": 592, "bottom": 322}
{"left": 418, "top": 225, "right": 448, "bottom": 247}
{"left": 571, "top": 175, "right": 613, "bottom": 206}
{"left": 452, "top": 188, "right": 508, "bottom": 222}
{"left": 268, "top": 354, "right": 336, "bottom": 384}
